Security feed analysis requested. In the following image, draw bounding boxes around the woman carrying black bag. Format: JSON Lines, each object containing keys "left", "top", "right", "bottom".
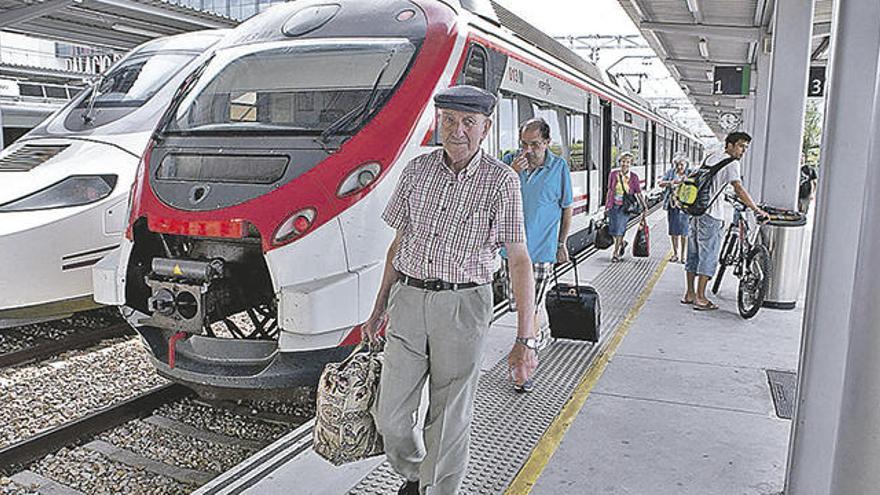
{"left": 604, "top": 151, "right": 647, "bottom": 262}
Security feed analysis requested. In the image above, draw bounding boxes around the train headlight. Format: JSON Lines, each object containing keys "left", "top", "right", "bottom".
{"left": 337, "top": 162, "right": 381, "bottom": 197}
{"left": 273, "top": 208, "right": 316, "bottom": 245}
{"left": 0, "top": 175, "right": 117, "bottom": 212}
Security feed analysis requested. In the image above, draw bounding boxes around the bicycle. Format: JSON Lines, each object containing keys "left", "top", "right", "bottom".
{"left": 711, "top": 194, "right": 772, "bottom": 319}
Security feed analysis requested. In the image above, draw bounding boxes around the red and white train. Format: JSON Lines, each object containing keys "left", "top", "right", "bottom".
{"left": 94, "top": 0, "right": 703, "bottom": 397}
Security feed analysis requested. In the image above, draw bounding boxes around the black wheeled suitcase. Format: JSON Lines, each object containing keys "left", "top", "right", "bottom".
{"left": 545, "top": 261, "right": 601, "bottom": 342}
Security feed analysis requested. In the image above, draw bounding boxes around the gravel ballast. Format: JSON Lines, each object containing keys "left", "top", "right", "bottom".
{"left": 0, "top": 339, "right": 166, "bottom": 448}
{"left": 100, "top": 420, "right": 254, "bottom": 474}
{"left": 30, "top": 448, "right": 190, "bottom": 495}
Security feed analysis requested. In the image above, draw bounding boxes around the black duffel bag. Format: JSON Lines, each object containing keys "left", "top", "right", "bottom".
{"left": 594, "top": 221, "right": 614, "bottom": 250}
{"left": 545, "top": 260, "right": 601, "bottom": 342}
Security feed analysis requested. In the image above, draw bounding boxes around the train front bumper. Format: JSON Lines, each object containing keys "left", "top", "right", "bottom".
{"left": 135, "top": 325, "right": 353, "bottom": 400}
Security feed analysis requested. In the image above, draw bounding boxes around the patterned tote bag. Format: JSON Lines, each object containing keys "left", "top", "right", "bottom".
{"left": 313, "top": 341, "right": 385, "bottom": 465}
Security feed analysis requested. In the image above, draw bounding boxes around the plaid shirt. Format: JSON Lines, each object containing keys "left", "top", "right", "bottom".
{"left": 382, "top": 149, "right": 526, "bottom": 284}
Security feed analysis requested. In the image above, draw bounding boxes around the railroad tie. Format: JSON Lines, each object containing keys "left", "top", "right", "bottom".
{"left": 83, "top": 439, "right": 215, "bottom": 486}
{"left": 9, "top": 470, "right": 86, "bottom": 495}
{"left": 142, "top": 415, "right": 266, "bottom": 451}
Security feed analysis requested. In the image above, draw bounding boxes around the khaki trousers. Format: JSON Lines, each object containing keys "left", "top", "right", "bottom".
{"left": 376, "top": 282, "right": 493, "bottom": 495}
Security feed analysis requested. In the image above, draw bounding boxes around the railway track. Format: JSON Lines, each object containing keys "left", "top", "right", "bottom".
{"left": 0, "top": 323, "right": 133, "bottom": 370}
{"left": 0, "top": 308, "right": 134, "bottom": 371}
{"left": 0, "top": 386, "right": 312, "bottom": 494}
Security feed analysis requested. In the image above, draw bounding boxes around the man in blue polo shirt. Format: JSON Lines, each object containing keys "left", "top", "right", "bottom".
{"left": 502, "top": 118, "right": 573, "bottom": 391}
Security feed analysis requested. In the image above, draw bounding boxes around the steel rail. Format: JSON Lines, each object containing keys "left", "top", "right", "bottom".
{"left": 0, "top": 322, "right": 134, "bottom": 370}
{"left": 0, "top": 383, "right": 192, "bottom": 475}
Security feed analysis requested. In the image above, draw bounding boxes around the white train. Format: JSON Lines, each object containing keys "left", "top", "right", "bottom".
{"left": 0, "top": 30, "right": 226, "bottom": 328}
{"left": 93, "top": 0, "right": 703, "bottom": 398}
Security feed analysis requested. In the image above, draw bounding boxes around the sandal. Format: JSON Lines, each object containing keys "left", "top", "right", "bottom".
{"left": 680, "top": 297, "right": 694, "bottom": 305}
{"left": 670, "top": 255, "right": 679, "bottom": 263}
{"left": 693, "top": 300, "right": 719, "bottom": 311}
{"left": 611, "top": 255, "right": 621, "bottom": 263}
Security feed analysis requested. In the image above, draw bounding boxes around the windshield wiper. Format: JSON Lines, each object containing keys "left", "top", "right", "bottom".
{"left": 81, "top": 75, "right": 106, "bottom": 125}
{"left": 319, "top": 50, "right": 396, "bottom": 144}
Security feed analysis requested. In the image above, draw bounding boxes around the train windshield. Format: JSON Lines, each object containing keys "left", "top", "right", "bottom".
{"left": 79, "top": 53, "right": 196, "bottom": 108}
{"left": 64, "top": 51, "right": 197, "bottom": 131}
{"left": 166, "top": 39, "right": 416, "bottom": 137}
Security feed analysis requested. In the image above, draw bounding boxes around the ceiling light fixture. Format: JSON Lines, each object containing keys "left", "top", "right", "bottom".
{"left": 698, "top": 38, "right": 710, "bottom": 59}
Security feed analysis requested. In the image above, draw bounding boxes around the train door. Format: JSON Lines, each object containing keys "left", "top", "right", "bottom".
{"left": 600, "top": 99, "right": 612, "bottom": 205}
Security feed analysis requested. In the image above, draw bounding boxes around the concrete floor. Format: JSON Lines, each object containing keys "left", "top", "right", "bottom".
{"left": 531, "top": 232, "right": 805, "bottom": 495}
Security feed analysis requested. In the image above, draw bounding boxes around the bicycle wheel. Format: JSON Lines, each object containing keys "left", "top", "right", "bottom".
{"left": 712, "top": 230, "right": 738, "bottom": 295}
{"left": 737, "top": 244, "right": 772, "bottom": 319}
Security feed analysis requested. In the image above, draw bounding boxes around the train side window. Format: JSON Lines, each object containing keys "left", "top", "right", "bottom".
{"left": 19, "top": 84, "right": 44, "bottom": 98}
{"left": 463, "top": 45, "right": 488, "bottom": 89}
{"left": 531, "top": 103, "right": 564, "bottom": 157}
{"left": 611, "top": 122, "right": 620, "bottom": 164}
{"left": 566, "top": 112, "right": 586, "bottom": 171}
{"left": 497, "top": 94, "right": 519, "bottom": 158}
{"left": 589, "top": 114, "right": 601, "bottom": 171}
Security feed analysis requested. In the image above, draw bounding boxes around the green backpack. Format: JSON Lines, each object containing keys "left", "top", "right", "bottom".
{"left": 676, "top": 157, "right": 736, "bottom": 216}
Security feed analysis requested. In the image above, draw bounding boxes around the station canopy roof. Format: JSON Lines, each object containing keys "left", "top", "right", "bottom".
{"left": 0, "top": 0, "right": 237, "bottom": 51}
{"left": 617, "top": 0, "right": 832, "bottom": 134}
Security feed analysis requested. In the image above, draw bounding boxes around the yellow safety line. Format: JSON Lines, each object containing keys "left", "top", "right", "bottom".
{"left": 505, "top": 252, "right": 672, "bottom": 495}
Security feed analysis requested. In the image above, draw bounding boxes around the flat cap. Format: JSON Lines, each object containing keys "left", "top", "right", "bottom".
{"left": 433, "top": 85, "right": 496, "bottom": 116}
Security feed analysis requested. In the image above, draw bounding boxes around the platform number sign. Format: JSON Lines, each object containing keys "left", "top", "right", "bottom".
{"left": 713, "top": 66, "right": 751, "bottom": 96}
{"left": 808, "top": 66, "right": 826, "bottom": 97}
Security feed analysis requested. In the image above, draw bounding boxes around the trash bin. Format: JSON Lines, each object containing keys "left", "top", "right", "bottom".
{"left": 760, "top": 212, "right": 808, "bottom": 309}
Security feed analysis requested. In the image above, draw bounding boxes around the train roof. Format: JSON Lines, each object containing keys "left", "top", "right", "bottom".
{"left": 464, "top": 0, "right": 700, "bottom": 141}
{"left": 212, "top": 0, "right": 428, "bottom": 51}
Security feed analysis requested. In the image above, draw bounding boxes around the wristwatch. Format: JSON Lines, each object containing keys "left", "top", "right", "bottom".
{"left": 557, "top": 241, "right": 566, "bottom": 249}
{"left": 515, "top": 336, "right": 539, "bottom": 350}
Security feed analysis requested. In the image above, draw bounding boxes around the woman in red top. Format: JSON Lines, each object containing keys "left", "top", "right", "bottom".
{"left": 604, "top": 152, "right": 647, "bottom": 262}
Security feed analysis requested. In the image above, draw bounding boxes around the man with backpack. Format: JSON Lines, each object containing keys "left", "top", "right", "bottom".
{"left": 680, "top": 131, "right": 767, "bottom": 310}
{"left": 798, "top": 153, "right": 818, "bottom": 214}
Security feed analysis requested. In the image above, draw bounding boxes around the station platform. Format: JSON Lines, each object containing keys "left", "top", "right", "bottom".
{"left": 195, "top": 208, "right": 808, "bottom": 495}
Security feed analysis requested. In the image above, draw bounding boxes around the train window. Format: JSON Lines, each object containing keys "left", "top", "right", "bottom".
{"left": 19, "top": 84, "right": 44, "bottom": 98}
{"left": 566, "top": 112, "right": 586, "bottom": 171}
{"left": 45, "top": 86, "right": 68, "bottom": 99}
{"left": 463, "top": 45, "right": 488, "bottom": 89}
{"left": 497, "top": 94, "right": 519, "bottom": 158}
{"left": 170, "top": 40, "right": 416, "bottom": 136}
{"left": 531, "top": 104, "right": 564, "bottom": 157}
{"left": 589, "top": 115, "right": 600, "bottom": 171}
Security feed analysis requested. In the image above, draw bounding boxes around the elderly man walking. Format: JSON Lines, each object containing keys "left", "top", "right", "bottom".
{"left": 362, "top": 85, "right": 537, "bottom": 495}
{"left": 501, "top": 118, "right": 573, "bottom": 391}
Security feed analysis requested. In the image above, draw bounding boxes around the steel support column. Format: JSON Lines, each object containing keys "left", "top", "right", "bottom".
{"left": 785, "top": 0, "right": 880, "bottom": 492}
{"left": 747, "top": 49, "right": 771, "bottom": 198}
{"left": 759, "top": 0, "right": 814, "bottom": 210}
{"left": 829, "top": 49, "right": 880, "bottom": 494}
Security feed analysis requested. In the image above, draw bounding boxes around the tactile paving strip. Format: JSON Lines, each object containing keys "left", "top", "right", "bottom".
{"left": 350, "top": 233, "right": 671, "bottom": 494}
